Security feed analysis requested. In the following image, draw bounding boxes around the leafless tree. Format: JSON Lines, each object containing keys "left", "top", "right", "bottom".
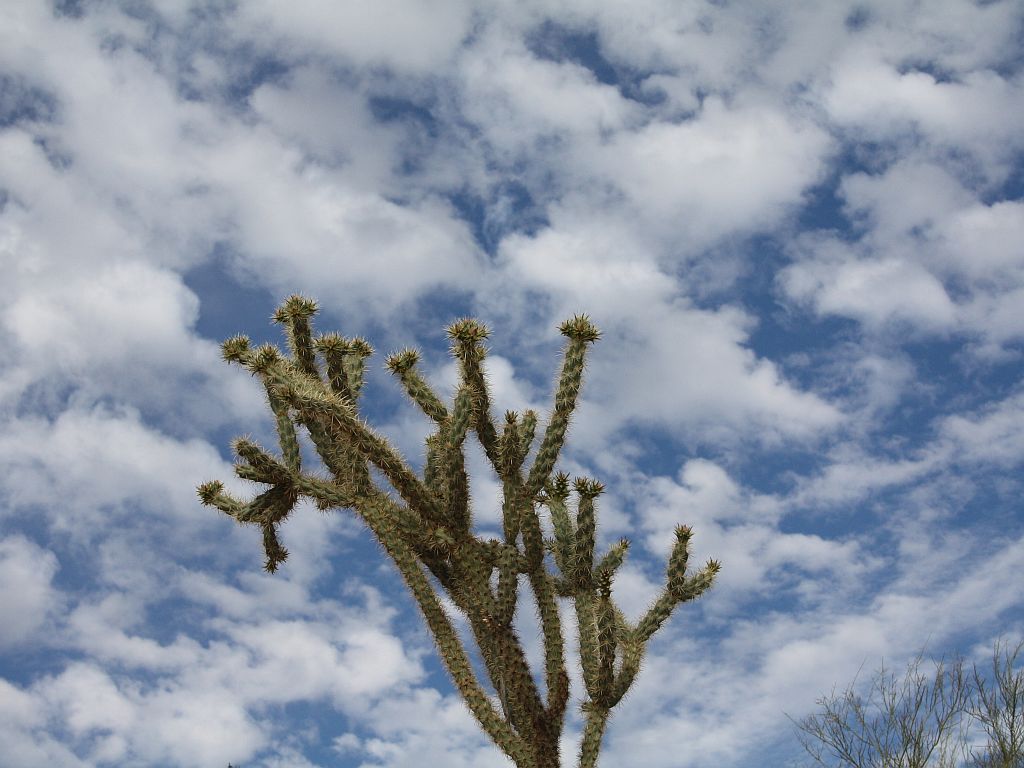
{"left": 968, "top": 639, "right": 1024, "bottom": 768}
{"left": 794, "top": 652, "right": 971, "bottom": 768}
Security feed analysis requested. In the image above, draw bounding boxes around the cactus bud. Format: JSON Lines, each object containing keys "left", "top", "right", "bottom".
{"left": 385, "top": 348, "right": 420, "bottom": 374}
{"left": 221, "top": 335, "right": 251, "bottom": 363}
{"left": 559, "top": 314, "right": 601, "bottom": 343}
{"left": 272, "top": 294, "right": 318, "bottom": 323}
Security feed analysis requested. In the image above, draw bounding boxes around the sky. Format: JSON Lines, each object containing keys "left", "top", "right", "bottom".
{"left": 0, "top": 1, "right": 1022, "bottom": 766}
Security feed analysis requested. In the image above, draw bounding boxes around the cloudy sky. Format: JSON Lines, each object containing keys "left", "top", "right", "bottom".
{"left": 1, "top": 1, "right": 1023, "bottom": 766}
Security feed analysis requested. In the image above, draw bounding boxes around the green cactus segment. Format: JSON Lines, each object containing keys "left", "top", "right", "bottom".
{"left": 608, "top": 636, "right": 645, "bottom": 706}
{"left": 342, "top": 338, "right": 373, "bottom": 401}
{"left": 532, "top": 568, "right": 570, "bottom": 723}
{"left": 447, "top": 318, "right": 501, "bottom": 467}
{"left": 525, "top": 316, "right": 599, "bottom": 498}
{"left": 221, "top": 334, "right": 252, "bottom": 364}
{"left": 233, "top": 437, "right": 290, "bottom": 484}
{"left": 636, "top": 533, "right": 720, "bottom": 643}
{"left": 595, "top": 578, "right": 616, "bottom": 699}
{"left": 314, "top": 333, "right": 353, "bottom": 399}
{"left": 594, "top": 539, "right": 629, "bottom": 586}
{"left": 494, "top": 545, "right": 519, "bottom": 626}
{"left": 267, "top": 391, "right": 302, "bottom": 473}
{"left": 385, "top": 348, "right": 450, "bottom": 424}
{"left": 519, "top": 410, "right": 538, "bottom": 459}
{"left": 281, "top": 376, "right": 442, "bottom": 525}
{"left": 575, "top": 591, "right": 601, "bottom": 698}
{"left": 579, "top": 703, "right": 610, "bottom": 768}
{"left": 198, "top": 296, "right": 718, "bottom": 768}
{"left": 543, "top": 473, "right": 575, "bottom": 575}
{"left": 571, "top": 479, "right": 603, "bottom": 591}
{"left": 273, "top": 294, "right": 320, "bottom": 379}
{"left": 366, "top": 490, "right": 537, "bottom": 768}
{"left": 499, "top": 411, "right": 525, "bottom": 479}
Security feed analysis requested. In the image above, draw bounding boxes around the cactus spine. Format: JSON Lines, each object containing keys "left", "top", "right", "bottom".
{"left": 198, "top": 295, "right": 720, "bottom": 767}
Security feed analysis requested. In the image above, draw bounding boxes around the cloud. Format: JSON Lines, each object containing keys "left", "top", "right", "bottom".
{"left": 635, "top": 459, "right": 865, "bottom": 605}
{"left": 590, "top": 97, "right": 833, "bottom": 245}
{"left": 780, "top": 159, "right": 1024, "bottom": 352}
{"left": 235, "top": 0, "right": 474, "bottom": 74}
{"left": 0, "top": 536, "right": 61, "bottom": 650}
{"left": 495, "top": 220, "right": 842, "bottom": 448}
{"left": 942, "top": 390, "right": 1024, "bottom": 468}
{"left": 0, "top": 404, "right": 237, "bottom": 559}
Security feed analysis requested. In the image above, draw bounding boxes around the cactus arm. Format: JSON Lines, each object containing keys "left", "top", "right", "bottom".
{"left": 275, "top": 369, "right": 444, "bottom": 525}
{"left": 359, "top": 488, "right": 537, "bottom": 768}
{"left": 635, "top": 527, "right": 720, "bottom": 643}
{"left": 313, "top": 333, "right": 353, "bottom": 400}
{"left": 203, "top": 298, "right": 720, "bottom": 768}
{"left": 531, "top": 567, "right": 570, "bottom": 724}
{"left": 570, "top": 479, "right": 602, "bottom": 591}
{"left": 575, "top": 590, "right": 601, "bottom": 698}
{"left": 524, "top": 316, "right": 600, "bottom": 498}
{"left": 385, "top": 348, "right": 450, "bottom": 424}
{"left": 342, "top": 337, "right": 373, "bottom": 400}
{"left": 273, "top": 295, "right": 321, "bottom": 380}
{"left": 518, "top": 409, "right": 538, "bottom": 460}
{"left": 578, "top": 703, "right": 611, "bottom": 768}
{"left": 447, "top": 319, "right": 502, "bottom": 467}
{"left": 595, "top": 578, "right": 616, "bottom": 700}
{"left": 442, "top": 386, "right": 474, "bottom": 533}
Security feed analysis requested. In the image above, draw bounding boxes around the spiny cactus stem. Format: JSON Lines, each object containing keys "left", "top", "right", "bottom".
{"left": 314, "top": 333, "right": 353, "bottom": 399}
{"left": 345, "top": 338, "right": 374, "bottom": 398}
{"left": 386, "top": 348, "right": 450, "bottom": 424}
{"left": 575, "top": 591, "right": 601, "bottom": 699}
{"left": 528, "top": 568, "right": 570, "bottom": 721}
{"left": 579, "top": 703, "right": 611, "bottom": 768}
{"left": 572, "top": 489, "right": 598, "bottom": 591}
{"left": 274, "top": 299, "right": 320, "bottom": 379}
{"left": 468, "top": 607, "right": 549, "bottom": 759}
{"left": 609, "top": 637, "right": 645, "bottom": 706}
{"left": 281, "top": 374, "right": 445, "bottom": 525}
{"left": 361, "top": 488, "right": 537, "bottom": 767}
{"left": 202, "top": 299, "right": 719, "bottom": 768}
{"left": 525, "top": 327, "right": 598, "bottom": 498}
{"left": 266, "top": 391, "right": 302, "bottom": 472}
{"left": 448, "top": 319, "right": 502, "bottom": 468}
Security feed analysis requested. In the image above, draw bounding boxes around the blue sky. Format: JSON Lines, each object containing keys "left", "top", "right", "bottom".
{"left": 1, "top": 1, "right": 1023, "bottom": 766}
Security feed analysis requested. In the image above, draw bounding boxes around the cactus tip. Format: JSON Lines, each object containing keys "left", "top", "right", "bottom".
{"left": 446, "top": 317, "right": 490, "bottom": 344}
{"left": 197, "top": 480, "right": 223, "bottom": 504}
{"left": 348, "top": 337, "right": 374, "bottom": 357}
{"left": 560, "top": 314, "right": 601, "bottom": 343}
{"left": 272, "top": 294, "right": 318, "bottom": 324}
{"left": 574, "top": 477, "right": 605, "bottom": 497}
{"left": 250, "top": 343, "right": 282, "bottom": 373}
{"left": 385, "top": 348, "right": 420, "bottom": 374}
{"left": 221, "top": 335, "right": 251, "bottom": 363}
{"left": 314, "top": 332, "right": 348, "bottom": 353}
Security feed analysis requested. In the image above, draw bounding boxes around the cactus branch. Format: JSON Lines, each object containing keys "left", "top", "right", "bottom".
{"left": 197, "top": 296, "right": 719, "bottom": 768}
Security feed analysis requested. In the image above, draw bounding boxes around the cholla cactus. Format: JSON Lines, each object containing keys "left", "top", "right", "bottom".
{"left": 198, "top": 295, "right": 720, "bottom": 768}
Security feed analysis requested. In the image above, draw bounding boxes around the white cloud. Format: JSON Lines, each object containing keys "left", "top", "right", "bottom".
{"left": 496, "top": 222, "right": 841, "bottom": 447}
{"left": 459, "top": 26, "right": 639, "bottom": 152}
{"left": 782, "top": 247, "right": 958, "bottom": 332}
{"left": 942, "top": 390, "right": 1024, "bottom": 468}
{"left": 235, "top": 0, "right": 474, "bottom": 74}
{"left": 780, "top": 160, "right": 1024, "bottom": 351}
{"left": 636, "top": 459, "right": 866, "bottom": 607}
{"left": 0, "top": 405, "right": 234, "bottom": 543}
{"left": 591, "top": 97, "right": 833, "bottom": 245}
{"left": 823, "top": 53, "right": 1024, "bottom": 180}
{"left": 0, "top": 536, "right": 61, "bottom": 650}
